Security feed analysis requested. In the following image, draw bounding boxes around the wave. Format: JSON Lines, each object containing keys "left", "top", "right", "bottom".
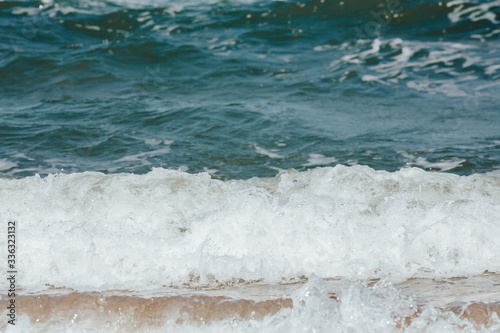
{"left": 7, "top": 0, "right": 500, "bottom": 43}
{"left": 3, "top": 0, "right": 500, "bottom": 104}
{"left": 1, "top": 165, "right": 499, "bottom": 292}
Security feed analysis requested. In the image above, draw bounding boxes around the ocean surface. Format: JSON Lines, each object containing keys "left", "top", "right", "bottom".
{"left": 1, "top": 0, "right": 500, "bottom": 332}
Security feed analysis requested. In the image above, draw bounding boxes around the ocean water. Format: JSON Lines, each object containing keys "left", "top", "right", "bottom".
{"left": 1, "top": 0, "right": 500, "bottom": 332}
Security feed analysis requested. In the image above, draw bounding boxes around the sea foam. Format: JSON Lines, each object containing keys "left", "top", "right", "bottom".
{"left": 1, "top": 165, "right": 499, "bottom": 292}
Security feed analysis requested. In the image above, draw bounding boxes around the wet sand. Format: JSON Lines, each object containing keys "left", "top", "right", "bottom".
{"left": 2, "top": 274, "right": 499, "bottom": 331}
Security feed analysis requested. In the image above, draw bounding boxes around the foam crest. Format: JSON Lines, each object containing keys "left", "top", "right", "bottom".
{"left": 329, "top": 38, "right": 499, "bottom": 97}
{"left": 1, "top": 166, "right": 499, "bottom": 291}
{"left": 448, "top": 0, "right": 500, "bottom": 24}
{"left": 91, "top": 0, "right": 265, "bottom": 10}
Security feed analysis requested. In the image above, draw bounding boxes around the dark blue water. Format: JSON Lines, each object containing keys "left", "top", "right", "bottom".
{"left": 1, "top": 0, "right": 499, "bottom": 179}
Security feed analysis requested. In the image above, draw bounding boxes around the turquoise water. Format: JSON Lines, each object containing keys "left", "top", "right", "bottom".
{"left": 1, "top": 0, "right": 499, "bottom": 179}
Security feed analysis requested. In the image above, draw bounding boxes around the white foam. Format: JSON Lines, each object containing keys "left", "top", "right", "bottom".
{"left": 12, "top": 7, "right": 43, "bottom": 16}
{"left": 0, "top": 159, "right": 17, "bottom": 172}
{"left": 113, "top": 147, "right": 171, "bottom": 163}
{"left": 303, "top": 154, "right": 337, "bottom": 167}
{"left": 254, "top": 145, "right": 283, "bottom": 159}
{"left": 1, "top": 166, "right": 499, "bottom": 292}
{"left": 104, "top": 0, "right": 265, "bottom": 9}
{"left": 328, "top": 37, "right": 499, "bottom": 97}
{"left": 448, "top": 0, "right": 500, "bottom": 24}
{"left": 400, "top": 152, "right": 466, "bottom": 171}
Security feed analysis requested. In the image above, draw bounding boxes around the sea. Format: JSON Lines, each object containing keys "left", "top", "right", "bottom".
{"left": 1, "top": 0, "right": 500, "bottom": 332}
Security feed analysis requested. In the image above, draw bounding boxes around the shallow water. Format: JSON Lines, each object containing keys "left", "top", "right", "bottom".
{"left": 2, "top": 275, "right": 500, "bottom": 332}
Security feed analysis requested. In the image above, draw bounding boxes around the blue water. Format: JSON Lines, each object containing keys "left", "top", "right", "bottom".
{"left": 1, "top": 0, "right": 499, "bottom": 179}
